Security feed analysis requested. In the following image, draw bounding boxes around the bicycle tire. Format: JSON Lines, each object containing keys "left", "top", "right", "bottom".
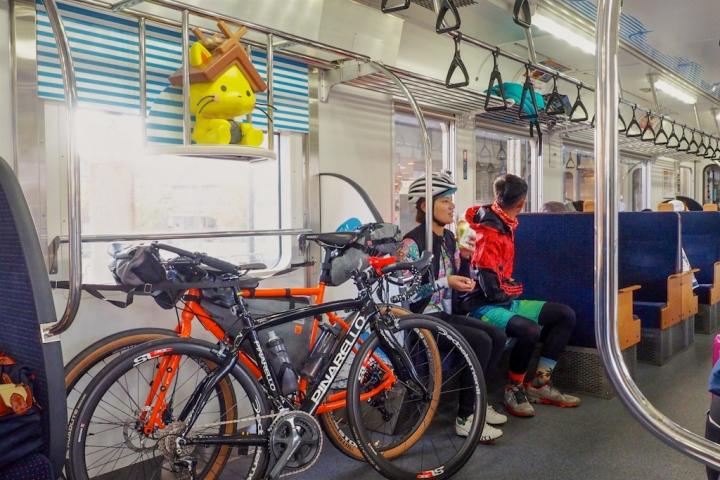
{"left": 318, "top": 307, "right": 442, "bottom": 461}
{"left": 347, "top": 314, "right": 486, "bottom": 480}
{"left": 68, "top": 338, "right": 271, "bottom": 480}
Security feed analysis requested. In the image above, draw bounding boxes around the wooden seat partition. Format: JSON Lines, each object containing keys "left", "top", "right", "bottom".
{"left": 618, "top": 285, "right": 642, "bottom": 349}
{"left": 704, "top": 204, "right": 719, "bottom": 212}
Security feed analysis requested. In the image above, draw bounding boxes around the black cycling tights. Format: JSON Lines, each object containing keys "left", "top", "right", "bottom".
{"left": 429, "top": 312, "right": 507, "bottom": 418}
{"left": 506, "top": 302, "right": 576, "bottom": 376}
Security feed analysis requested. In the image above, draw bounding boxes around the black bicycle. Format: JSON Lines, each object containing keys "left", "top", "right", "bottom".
{"left": 67, "top": 233, "right": 486, "bottom": 480}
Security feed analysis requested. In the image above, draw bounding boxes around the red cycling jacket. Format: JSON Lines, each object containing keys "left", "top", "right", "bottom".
{"left": 459, "top": 204, "right": 523, "bottom": 313}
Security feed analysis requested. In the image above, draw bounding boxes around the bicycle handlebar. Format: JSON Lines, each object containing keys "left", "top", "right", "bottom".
{"left": 368, "top": 251, "right": 433, "bottom": 303}
{"left": 153, "top": 243, "right": 267, "bottom": 274}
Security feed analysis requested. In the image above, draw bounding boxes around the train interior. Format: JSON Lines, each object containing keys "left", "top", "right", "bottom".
{"left": 1, "top": 0, "right": 720, "bottom": 478}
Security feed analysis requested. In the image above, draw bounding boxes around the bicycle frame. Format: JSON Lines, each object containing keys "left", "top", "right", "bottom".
{"left": 138, "top": 285, "right": 402, "bottom": 436}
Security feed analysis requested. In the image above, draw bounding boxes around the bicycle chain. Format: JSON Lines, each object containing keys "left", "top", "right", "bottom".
{"left": 176, "top": 410, "right": 324, "bottom": 478}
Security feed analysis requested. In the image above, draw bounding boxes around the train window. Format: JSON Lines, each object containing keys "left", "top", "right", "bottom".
{"left": 474, "top": 130, "right": 532, "bottom": 210}
{"left": 564, "top": 172, "right": 574, "bottom": 202}
{"left": 74, "top": 109, "right": 287, "bottom": 282}
{"left": 704, "top": 164, "right": 720, "bottom": 206}
{"left": 563, "top": 147, "right": 595, "bottom": 202}
{"left": 394, "top": 112, "right": 451, "bottom": 233}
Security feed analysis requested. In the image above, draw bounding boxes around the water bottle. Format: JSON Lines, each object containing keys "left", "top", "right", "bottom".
{"left": 266, "top": 331, "right": 299, "bottom": 396}
{"left": 300, "top": 323, "right": 342, "bottom": 384}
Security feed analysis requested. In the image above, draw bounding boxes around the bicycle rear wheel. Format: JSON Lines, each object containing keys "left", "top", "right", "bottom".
{"left": 68, "top": 338, "right": 271, "bottom": 480}
{"left": 347, "top": 314, "right": 486, "bottom": 480}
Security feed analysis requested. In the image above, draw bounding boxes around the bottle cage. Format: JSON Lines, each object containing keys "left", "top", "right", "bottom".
{"left": 436, "top": 0, "right": 461, "bottom": 34}
{"left": 445, "top": 33, "right": 469, "bottom": 88}
{"left": 484, "top": 50, "right": 508, "bottom": 112}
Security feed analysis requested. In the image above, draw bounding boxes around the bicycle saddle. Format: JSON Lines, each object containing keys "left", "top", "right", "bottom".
{"left": 300, "top": 232, "right": 358, "bottom": 249}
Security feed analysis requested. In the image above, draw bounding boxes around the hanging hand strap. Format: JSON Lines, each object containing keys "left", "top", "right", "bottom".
{"left": 641, "top": 114, "right": 656, "bottom": 142}
{"left": 381, "top": 0, "right": 410, "bottom": 13}
{"left": 569, "top": 84, "right": 589, "bottom": 122}
{"left": 518, "top": 65, "right": 539, "bottom": 120}
{"left": 512, "top": 0, "right": 532, "bottom": 28}
{"left": 545, "top": 74, "right": 566, "bottom": 116}
{"left": 436, "top": 0, "right": 461, "bottom": 34}
{"left": 625, "top": 105, "right": 642, "bottom": 138}
{"left": 654, "top": 116, "right": 668, "bottom": 145}
{"left": 484, "top": 50, "right": 508, "bottom": 112}
{"left": 445, "top": 33, "right": 469, "bottom": 88}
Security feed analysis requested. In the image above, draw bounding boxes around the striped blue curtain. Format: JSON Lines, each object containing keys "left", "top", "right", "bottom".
{"left": 35, "top": 0, "right": 310, "bottom": 138}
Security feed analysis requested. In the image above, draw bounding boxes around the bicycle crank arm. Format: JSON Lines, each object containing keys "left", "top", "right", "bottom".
{"left": 266, "top": 421, "right": 303, "bottom": 480}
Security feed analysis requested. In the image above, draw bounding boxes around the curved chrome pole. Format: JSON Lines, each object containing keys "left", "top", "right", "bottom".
{"left": 43, "top": 0, "right": 82, "bottom": 336}
{"left": 595, "top": 0, "right": 720, "bottom": 469}
{"left": 369, "top": 61, "right": 433, "bottom": 251}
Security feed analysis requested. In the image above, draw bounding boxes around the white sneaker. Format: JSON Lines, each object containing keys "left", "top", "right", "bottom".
{"left": 486, "top": 404, "right": 508, "bottom": 425}
{"left": 479, "top": 422, "right": 503, "bottom": 443}
{"left": 456, "top": 415, "right": 503, "bottom": 442}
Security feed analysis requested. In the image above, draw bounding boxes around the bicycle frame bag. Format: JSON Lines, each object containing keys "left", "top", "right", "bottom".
{"left": 0, "top": 351, "right": 44, "bottom": 470}
{"left": 198, "top": 291, "right": 312, "bottom": 373}
{"left": 328, "top": 223, "right": 402, "bottom": 287}
{"left": 108, "top": 244, "right": 179, "bottom": 309}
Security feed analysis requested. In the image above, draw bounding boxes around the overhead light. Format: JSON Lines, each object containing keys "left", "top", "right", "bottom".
{"left": 532, "top": 14, "right": 596, "bottom": 55}
{"left": 654, "top": 80, "right": 697, "bottom": 105}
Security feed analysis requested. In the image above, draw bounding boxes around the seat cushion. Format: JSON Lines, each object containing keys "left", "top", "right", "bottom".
{"left": 0, "top": 454, "right": 53, "bottom": 480}
{"left": 633, "top": 301, "right": 665, "bottom": 329}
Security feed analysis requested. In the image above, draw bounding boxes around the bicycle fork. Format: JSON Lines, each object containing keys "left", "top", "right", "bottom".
{"left": 375, "top": 327, "right": 431, "bottom": 402}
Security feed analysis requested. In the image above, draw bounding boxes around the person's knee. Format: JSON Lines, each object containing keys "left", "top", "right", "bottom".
{"left": 487, "top": 325, "right": 508, "bottom": 347}
{"left": 553, "top": 303, "right": 576, "bottom": 328}
{"left": 518, "top": 322, "right": 541, "bottom": 344}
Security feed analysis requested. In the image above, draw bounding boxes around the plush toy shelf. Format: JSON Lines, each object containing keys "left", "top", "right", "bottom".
{"left": 147, "top": 145, "right": 277, "bottom": 162}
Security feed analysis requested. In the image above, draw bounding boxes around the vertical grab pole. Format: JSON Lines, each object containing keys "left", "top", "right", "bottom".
{"left": 44, "top": 0, "right": 81, "bottom": 337}
{"left": 369, "top": 62, "right": 433, "bottom": 252}
{"left": 266, "top": 33, "right": 275, "bottom": 151}
{"left": 595, "top": 0, "right": 720, "bottom": 469}
{"left": 181, "top": 10, "right": 191, "bottom": 146}
{"left": 138, "top": 17, "right": 147, "bottom": 147}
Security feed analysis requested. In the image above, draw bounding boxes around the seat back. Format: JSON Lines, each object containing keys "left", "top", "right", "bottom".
{"left": 679, "top": 211, "right": 720, "bottom": 286}
{"left": 514, "top": 213, "right": 595, "bottom": 348}
{"left": 618, "top": 212, "right": 681, "bottom": 303}
{"left": 0, "top": 157, "right": 66, "bottom": 475}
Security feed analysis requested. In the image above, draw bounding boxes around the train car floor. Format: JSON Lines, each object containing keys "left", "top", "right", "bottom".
{"left": 293, "top": 333, "right": 715, "bottom": 480}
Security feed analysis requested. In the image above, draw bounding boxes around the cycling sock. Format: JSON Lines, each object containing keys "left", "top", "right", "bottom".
{"left": 532, "top": 357, "right": 557, "bottom": 387}
{"left": 508, "top": 371, "right": 525, "bottom": 387}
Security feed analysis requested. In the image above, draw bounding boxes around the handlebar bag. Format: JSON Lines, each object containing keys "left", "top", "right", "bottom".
{"left": 328, "top": 223, "right": 402, "bottom": 287}
{"left": 108, "top": 245, "right": 178, "bottom": 309}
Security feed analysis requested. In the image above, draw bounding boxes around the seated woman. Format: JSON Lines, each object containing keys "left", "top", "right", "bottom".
{"left": 398, "top": 172, "right": 508, "bottom": 443}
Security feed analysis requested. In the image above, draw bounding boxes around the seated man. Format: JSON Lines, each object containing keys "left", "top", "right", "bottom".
{"left": 461, "top": 174, "right": 580, "bottom": 417}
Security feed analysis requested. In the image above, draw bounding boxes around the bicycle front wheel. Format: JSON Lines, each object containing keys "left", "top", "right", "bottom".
{"left": 68, "top": 338, "right": 271, "bottom": 480}
{"left": 347, "top": 314, "right": 486, "bottom": 480}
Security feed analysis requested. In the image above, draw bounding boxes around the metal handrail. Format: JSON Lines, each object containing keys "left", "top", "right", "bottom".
{"left": 48, "top": 228, "right": 312, "bottom": 274}
{"left": 595, "top": 0, "right": 720, "bottom": 470}
{"left": 369, "top": 61, "right": 434, "bottom": 251}
{"left": 42, "top": 0, "right": 82, "bottom": 338}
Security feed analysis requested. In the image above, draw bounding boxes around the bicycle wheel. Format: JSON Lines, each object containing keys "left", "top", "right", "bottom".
{"left": 69, "top": 338, "right": 271, "bottom": 480}
{"left": 65, "top": 328, "right": 178, "bottom": 420}
{"left": 347, "top": 314, "right": 486, "bottom": 480}
{"left": 318, "top": 307, "right": 442, "bottom": 462}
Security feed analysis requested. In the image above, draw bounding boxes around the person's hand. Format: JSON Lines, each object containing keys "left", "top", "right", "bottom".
{"left": 448, "top": 275, "right": 476, "bottom": 292}
{"left": 458, "top": 229, "right": 476, "bottom": 259}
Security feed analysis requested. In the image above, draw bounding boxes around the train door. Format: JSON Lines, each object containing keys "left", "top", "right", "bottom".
{"left": 475, "top": 129, "right": 533, "bottom": 211}
{"left": 394, "top": 110, "right": 452, "bottom": 234}
{"left": 704, "top": 164, "right": 720, "bottom": 206}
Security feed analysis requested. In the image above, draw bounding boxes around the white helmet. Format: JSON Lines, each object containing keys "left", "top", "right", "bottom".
{"left": 407, "top": 171, "right": 457, "bottom": 204}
